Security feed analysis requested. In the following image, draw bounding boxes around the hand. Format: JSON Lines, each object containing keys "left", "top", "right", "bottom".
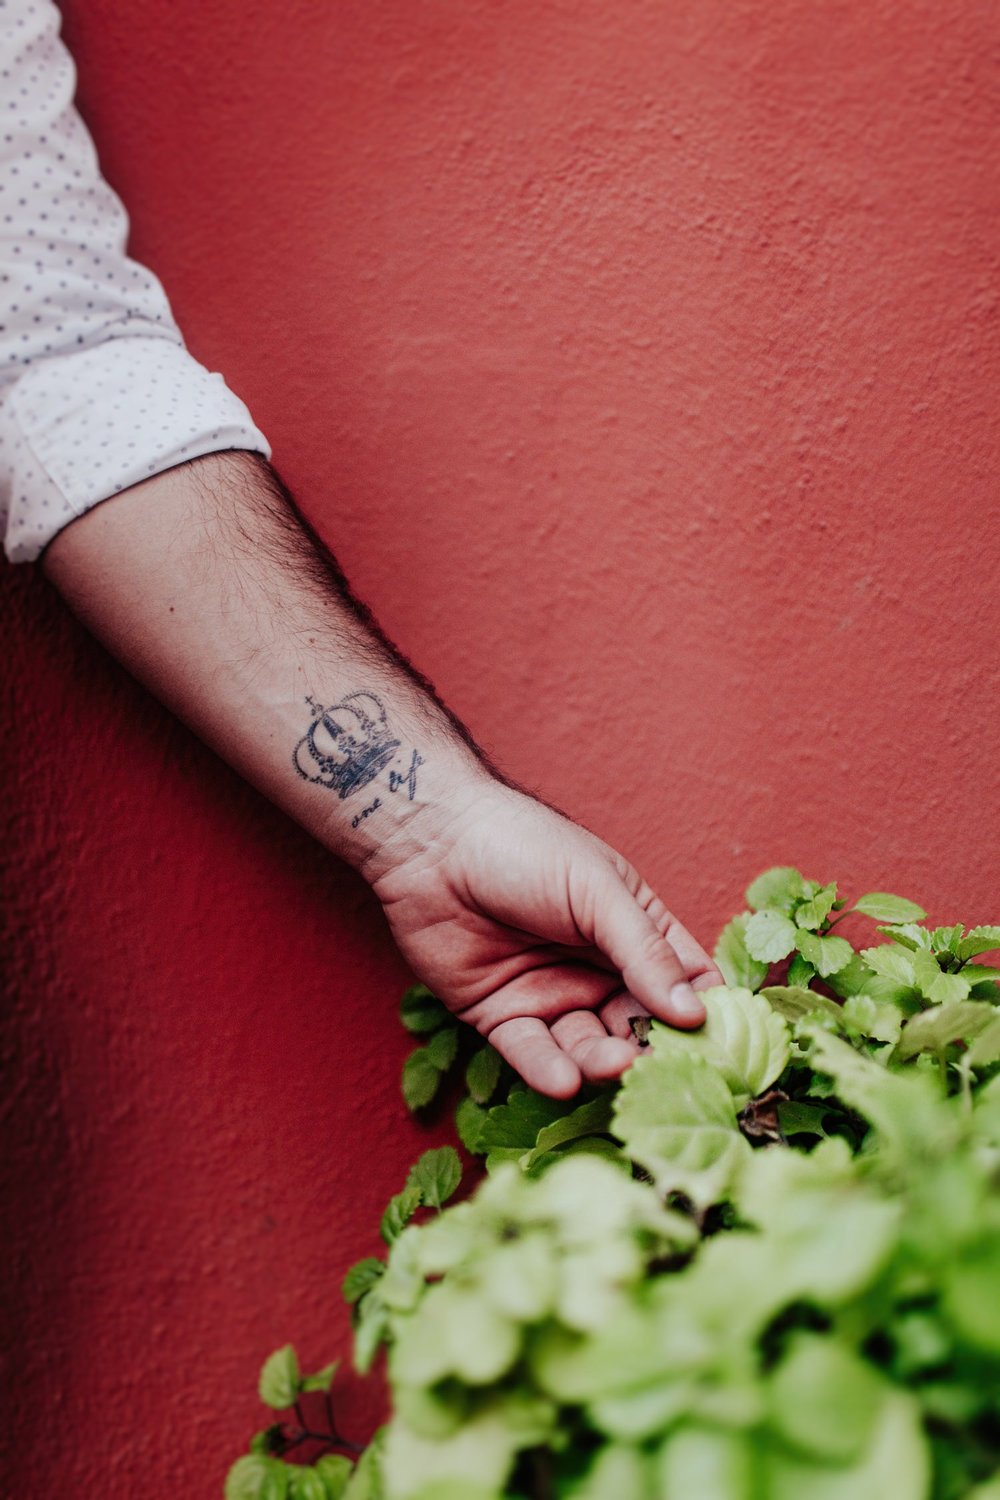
{"left": 370, "top": 782, "right": 723, "bottom": 1098}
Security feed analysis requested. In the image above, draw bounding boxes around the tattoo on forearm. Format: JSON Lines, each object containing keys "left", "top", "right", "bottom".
{"left": 293, "top": 692, "right": 424, "bottom": 813}
{"left": 389, "top": 748, "right": 424, "bottom": 801}
{"left": 294, "top": 692, "right": 399, "bottom": 797}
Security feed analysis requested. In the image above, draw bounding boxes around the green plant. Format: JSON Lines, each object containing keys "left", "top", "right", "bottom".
{"left": 226, "top": 869, "right": 1000, "bottom": 1499}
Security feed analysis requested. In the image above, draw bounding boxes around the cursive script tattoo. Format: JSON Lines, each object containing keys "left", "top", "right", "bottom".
{"left": 293, "top": 692, "right": 400, "bottom": 799}
{"left": 351, "top": 797, "right": 382, "bottom": 830}
{"left": 388, "top": 749, "right": 423, "bottom": 801}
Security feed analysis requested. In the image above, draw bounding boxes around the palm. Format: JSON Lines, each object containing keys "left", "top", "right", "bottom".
{"left": 373, "top": 787, "right": 722, "bottom": 1097}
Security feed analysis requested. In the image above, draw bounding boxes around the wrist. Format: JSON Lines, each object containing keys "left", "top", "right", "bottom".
{"left": 320, "top": 736, "right": 498, "bottom": 889}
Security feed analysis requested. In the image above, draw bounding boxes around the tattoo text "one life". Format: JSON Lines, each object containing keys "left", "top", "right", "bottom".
{"left": 389, "top": 749, "right": 423, "bottom": 801}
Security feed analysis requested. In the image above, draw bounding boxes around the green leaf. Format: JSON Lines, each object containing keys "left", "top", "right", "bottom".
{"left": 824, "top": 952, "right": 870, "bottom": 998}
{"left": 342, "top": 1429, "right": 386, "bottom": 1499}
{"left": 889, "top": 1310, "right": 951, "bottom": 1378}
{"left": 478, "top": 1089, "right": 576, "bottom": 1152}
{"left": 854, "top": 892, "right": 927, "bottom": 923}
{"left": 392, "top": 1381, "right": 471, "bottom": 1441}
{"left": 942, "top": 1236, "right": 1000, "bottom": 1354}
{"left": 425, "top": 1026, "right": 459, "bottom": 1071}
{"left": 777, "top": 1100, "right": 834, "bottom": 1139}
{"left": 390, "top": 1281, "right": 523, "bottom": 1387}
{"left": 379, "top": 1230, "right": 425, "bottom": 1314}
{"left": 931, "top": 924, "right": 964, "bottom": 955}
{"left": 288, "top": 1469, "right": 329, "bottom": 1500}
{"left": 407, "top": 1146, "right": 462, "bottom": 1208}
{"left": 735, "top": 1145, "right": 902, "bottom": 1308}
{"left": 957, "top": 926, "right": 1000, "bottom": 961}
{"left": 353, "top": 1292, "right": 390, "bottom": 1374}
{"left": 455, "top": 1095, "right": 488, "bottom": 1154}
{"left": 787, "top": 953, "right": 816, "bottom": 989}
{"left": 258, "top": 1345, "right": 301, "bottom": 1410}
{"left": 862, "top": 977, "right": 923, "bottom": 1011}
{"left": 404, "top": 1488, "right": 499, "bottom": 1500}
{"left": 746, "top": 866, "right": 808, "bottom": 913}
{"left": 485, "top": 1147, "right": 529, "bottom": 1173}
{"left": 968, "top": 1015, "right": 1000, "bottom": 1068}
{"left": 300, "top": 1360, "right": 338, "bottom": 1393}
{"left": 482, "top": 1232, "right": 557, "bottom": 1323}
{"left": 894, "top": 1001, "right": 997, "bottom": 1061}
{"left": 794, "top": 930, "right": 854, "bottom": 977}
{"left": 841, "top": 994, "right": 902, "bottom": 1044}
{"left": 768, "top": 1333, "right": 886, "bottom": 1462}
{"left": 794, "top": 882, "right": 838, "bottom": 931}
{"left": 381, "top": 1183, "right": 423, "bottom": 1244}
{"left": 342, "top": 1258, "right": 385, "bottom": 1305}
{"left": 380, "top": 1399, "right": 545, "bottom": 1500}
{"left": 875, "top": 923, "right": 931, "bottom": 951}
{"left": 400, "top": 983, "right": 449, "bottom": 1035}
{"left": 860, "top": 945, "right": 916, "bottom": 986}
{"left": 402, "top": 1048, "right": 444, "bottom": 1111}
{"left": 714, "top": 913, "right": 769, "bottom": 990}
{"left": 563, "top": 1443, "right": 653, "bottom": 1498}
{"left": 765, "top": 1391, "right": 930, "bottom": 1500}
{"left": 314, "top": 1457, "right": 355, "bottom": 1500}
{"left": 648, "top": 987, "right": 790, "bottom": 1108}
{"left": 804, "top": 1028, "right": 952, "bottom": 1159}
{"left": 612, "top": 1047, "right": 750, "bottom": 1208}
{"left": 744, "top": 910, "right": 799, "bottom": 963}
{"left": 961, "top": 965, "right": 1000, "bottom": 985}
{"left": 656, "top": 1426, "right": 755, "bottom": 1500}
{"left": 910, "top": 948, "right": 971, "bottom": 1005}
{"left": 525, "top": 1135, "right": 632, "bottom": 1179}
{"left": 465, "top": 1046, "right": 502, "bottom": 1105}
{"left": 522, "top": 1095, "right": 614, "bottom": 1170}
{"left": 761, "top": 985, "right": 842, "bottom": 1026}
{"left": 225, "top": 1456, "right": 290, "bottom": 1500}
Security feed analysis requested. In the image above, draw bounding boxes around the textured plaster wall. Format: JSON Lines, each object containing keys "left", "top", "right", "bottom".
{"left": 2, "top": 0, "right": 998, "bottom": 1491}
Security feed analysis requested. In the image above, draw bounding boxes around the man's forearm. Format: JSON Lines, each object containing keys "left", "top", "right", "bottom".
{"left": 42, "top": 450, "right": 499, "bottom": 884}
{"left": 42, "top": 445, "right": 718, "bottom": 1095}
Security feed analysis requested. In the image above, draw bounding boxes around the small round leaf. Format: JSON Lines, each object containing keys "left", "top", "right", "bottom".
{"left": 258, "top": 1345, "right": 301, "bottom": 1410}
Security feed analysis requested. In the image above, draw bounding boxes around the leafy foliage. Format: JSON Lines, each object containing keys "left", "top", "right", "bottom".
{"left": 714, "top": 912, "right": 770, "bottom": 990}
{"left": 228, "top": 868, "right": 1000, "bottom": 1499}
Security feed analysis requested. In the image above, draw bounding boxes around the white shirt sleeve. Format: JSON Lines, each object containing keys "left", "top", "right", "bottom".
{"left": 0, "top": 0, "right": 272, "bottom": 563}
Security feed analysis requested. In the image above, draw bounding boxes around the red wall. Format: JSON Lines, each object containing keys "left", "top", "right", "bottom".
{"left": 2, "top": 1, "right": 998, "bottom": 1491}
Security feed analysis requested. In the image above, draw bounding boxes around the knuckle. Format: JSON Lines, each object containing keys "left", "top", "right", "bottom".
{"left": 636, "top": 924, "right": 680, "bottom": 975}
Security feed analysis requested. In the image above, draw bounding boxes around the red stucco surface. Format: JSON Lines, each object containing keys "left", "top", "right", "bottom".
{"left": 2, "top": 0, "right": 998, "bottom": 1491}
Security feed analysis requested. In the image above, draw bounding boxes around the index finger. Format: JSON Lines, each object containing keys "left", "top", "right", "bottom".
{"left": 588, "top": 868, "right": 707, "bottom": 1028}
{"left": 656, "top": 908, "right": 724, "bottom": 991}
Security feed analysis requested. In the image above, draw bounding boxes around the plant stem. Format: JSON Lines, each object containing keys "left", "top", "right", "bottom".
{"left": 282, "top": 1428, "right": 363, "bottom": 1457}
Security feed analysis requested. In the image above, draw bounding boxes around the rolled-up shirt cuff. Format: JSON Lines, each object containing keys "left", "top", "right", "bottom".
{"left": 0, "top": 333, "right": 272, "bottom": 563}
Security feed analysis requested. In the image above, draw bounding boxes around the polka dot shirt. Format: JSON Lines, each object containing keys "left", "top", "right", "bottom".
{"left": 0, "top": 0, "right": 271, "bottom": 564}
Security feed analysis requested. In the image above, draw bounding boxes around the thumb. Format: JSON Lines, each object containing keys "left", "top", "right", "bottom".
{"left": 588, "top": 868, "right": 707, "bottom": 1029}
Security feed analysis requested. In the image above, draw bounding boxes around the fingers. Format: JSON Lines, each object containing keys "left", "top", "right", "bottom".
{"left": 550, "top": 1010, "right": 639, "bottom": 1081}
{"left": 599, "top": 991, "right": 650, "bottom": 1041}
{"left": 460, "top": 960, "right": 623, "bottom": 1033}
{"left": 589, "top": 869, "right": 707, "bottom": 1029}
{"left": 638, "top": 883, "right": 723, "bottom": 989}
{"left": 489, "top": 1010, "right": 641, "bottom": 1100}
{"left": 488, "top": 1017, "right": 582, "bottom": 1099}
{"left": 659, "top": 912, "right": 724, "bottom": 990}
